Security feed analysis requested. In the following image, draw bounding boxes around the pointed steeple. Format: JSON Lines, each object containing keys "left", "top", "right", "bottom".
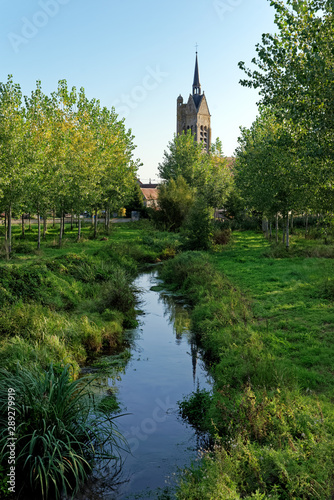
{"left": 192, "top": 52, "right": 201, "bottom": 96}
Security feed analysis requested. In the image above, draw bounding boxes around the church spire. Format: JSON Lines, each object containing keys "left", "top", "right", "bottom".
{"left": 192, "top": 51, "right": 201, "bottom": 96}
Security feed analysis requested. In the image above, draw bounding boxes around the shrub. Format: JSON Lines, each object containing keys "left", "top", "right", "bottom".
{"left": 212, "top": 227, "right": 232, "bottom": 246}
{"left": 98, "top": 267, "right": 136, "bottom": 314}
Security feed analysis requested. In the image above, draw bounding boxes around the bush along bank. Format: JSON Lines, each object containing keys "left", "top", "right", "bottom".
{"left": 0, "top": 223, "right": 182, "bottom": 499}
{"left": 160, "top": 252, "right": 334, "bottom": 499}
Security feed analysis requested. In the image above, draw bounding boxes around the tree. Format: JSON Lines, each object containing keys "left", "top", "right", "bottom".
{"left": 24, "top": 81, "right": 55, "bottom": 249}
{"left": 158, "top": 132, "right": 234, "bottom": 209}
{"left": 0, "top": 76, "right": 27, "bottom": 256}
{"left": 158, "top": 130, "right": 203, "bottom": 186}
{"left": 235, "top": 110, "right": 314, "bottom": 247}
{"left": 239, "top": 0, "right": 334, "bottom": 212}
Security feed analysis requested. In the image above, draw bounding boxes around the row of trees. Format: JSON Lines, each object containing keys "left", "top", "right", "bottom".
{"left": 235, "top": 0, "right": 334, "bottom": 245}
{"left": 0, "top": 76, "right": 140, "bottom": 254}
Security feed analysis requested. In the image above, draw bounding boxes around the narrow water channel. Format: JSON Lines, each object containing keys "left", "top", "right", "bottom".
{"left": 78, "top": 269, "right": 212, "bottom": 499}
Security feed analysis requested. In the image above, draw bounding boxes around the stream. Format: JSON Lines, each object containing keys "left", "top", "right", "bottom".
{"left": 77, "top": 268, "right": 212, "bottom": 499}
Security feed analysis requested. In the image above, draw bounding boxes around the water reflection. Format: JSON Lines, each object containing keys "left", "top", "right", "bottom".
{"left": 75, "top": 270, "right": 212, "bottom": 500}
{"left": 158, "top": 289, "right": 202, "bottom": 385}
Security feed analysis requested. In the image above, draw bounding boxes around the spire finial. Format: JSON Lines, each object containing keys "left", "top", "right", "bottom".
{"left": 195, "top": 42, "right": 198, "bottom": 53}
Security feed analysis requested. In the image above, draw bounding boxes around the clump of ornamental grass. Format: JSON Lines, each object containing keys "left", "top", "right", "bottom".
{"left": 0, "top": 364, "right": 127, "bottom": 500}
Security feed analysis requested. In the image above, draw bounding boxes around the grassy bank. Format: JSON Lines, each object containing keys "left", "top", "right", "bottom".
{"left": 160, "top": 232, "right": 334, "bottom": 499}
{"left": 0, "top": 221, "right": 181, "bottom": 376}
{"left": 0, "top": 221, "right": 182, "bottom": 499}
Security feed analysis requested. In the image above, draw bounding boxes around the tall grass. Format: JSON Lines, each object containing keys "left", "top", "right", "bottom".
{"left": 0, "top": 364, "right": 127, "bottom": 499}
{"left": 161, "top": 247, "right": 334, "bottom": 499}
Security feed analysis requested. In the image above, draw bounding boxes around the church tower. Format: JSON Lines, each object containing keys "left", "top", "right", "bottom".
{"left": 177, "top": 52, "right": 211, "bottom": 151}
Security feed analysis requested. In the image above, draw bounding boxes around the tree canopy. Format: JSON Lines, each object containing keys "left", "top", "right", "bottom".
{"left": 0, "top": 76, "right": 140, "bottom": 252}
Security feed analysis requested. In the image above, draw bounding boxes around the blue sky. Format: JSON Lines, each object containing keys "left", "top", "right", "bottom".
{"left": 1, "top": 0, "right": 277, "bottom": 181}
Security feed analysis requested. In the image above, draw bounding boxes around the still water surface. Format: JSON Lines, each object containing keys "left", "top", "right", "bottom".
{"left": 78, "top": 269, "right": 212, "bottom": 499}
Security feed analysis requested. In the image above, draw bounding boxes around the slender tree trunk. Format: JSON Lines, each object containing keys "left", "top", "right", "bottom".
{"left": 53, "top": 209, "right": 56, "bottom": 228}
{"left": 276, "top": 214, "right": 279, "bottom": 243}
{"left": 283, "top": 216, "right": 286, "bottom": 244}
{"left": 290, "top": 213, "right": 294, "bottom": 234}
{"left": 305, "top": 213, "right": 308, "bottom": 237}
{"left": 286, "top": 213, "right": 290, "bottom": 249}
{"left": 71, "top": 211, "right": 74, "bottom": 231}
{"left": 29, "top": 214, "right": 31, "bottom": 231}
{"left": 59, "top": 210, "right": 63, "bottom": 247}
{"left": 37, "top": 212, "right": 41, "bottom": 250}
{"left": 269, "top": 222, "right": 272, "bottom": 240}
{"left": 62, "top": 213, "right": 65, "bottom": 236}
{"left": 21, "top": 214, "right": 25, "bottom": 238}
{"left": 105, "top": 206, "right": 108, "bottom": 230}
{"left": 43, "top": 215, "right": 47, "bottom": 239}
{"left": 8, "top": 205, "right": 12, "bottom": 257}
{"left": 77, "top": 215, "right": 81, "bottom": 241}
{"left": 94, "top": 208, "right": 98, "bottom": 239}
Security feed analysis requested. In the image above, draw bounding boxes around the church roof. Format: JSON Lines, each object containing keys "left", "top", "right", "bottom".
{"left": 192, "top": 93, "right": 204, "bottom": 111}
{"left": 193, "top": 52, "right": 201, "bottom": 89}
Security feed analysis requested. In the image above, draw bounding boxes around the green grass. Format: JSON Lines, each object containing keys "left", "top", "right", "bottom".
{"left": 213, "top": 231, "right": 334, "bottom": 397}
{"left": 160, "top": 232, "right": 334, "bottom": 499}
{"left": 0, "top": 219, "right": 181, "bottom": 263}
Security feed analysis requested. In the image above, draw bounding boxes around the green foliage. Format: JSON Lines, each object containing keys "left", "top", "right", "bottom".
{"left": 178, "top": 386, "right": 212, "bottom": 433}
{"left": 0, "top": 75, "right": 140, "bottom": 253}
{"left": 124, "top": 182, "right": 145, "bottom": 217}
{"left": 158, "top": 132, "right": 233, "bottom": 210}
{"left": 183, "top": 197, "right": 213, "bottom": 250}
{"left": 212, "top": 226, "right": 232, "bottom": 246}
{"left": 154, "top": 176, "right": 195, "bottom": 232}
{"left": 319, "top": 278, "right": 334, "bottom": 300}
{"left": 238, "top": 1, "right": 334, "bottom": 213}
{"left": 158, "top": 130, "right": 203, "bottom": 185}
{"left": 0, "top": 364, "right": 127, "bottom": 499}
{"left": 97, "top": 268, "right": 136, "bottom": 314}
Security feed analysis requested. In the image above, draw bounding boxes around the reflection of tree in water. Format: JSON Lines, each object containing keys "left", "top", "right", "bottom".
{"left": 159, "top": 292, "right": 199, "bottom": 384}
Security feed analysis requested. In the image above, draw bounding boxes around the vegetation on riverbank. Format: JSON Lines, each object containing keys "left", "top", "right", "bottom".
{"left": 0, "top": 221, "right": 181, "bottom": 499}
{"left": 160, "top": 231, "right": 334, "bottom": 499}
